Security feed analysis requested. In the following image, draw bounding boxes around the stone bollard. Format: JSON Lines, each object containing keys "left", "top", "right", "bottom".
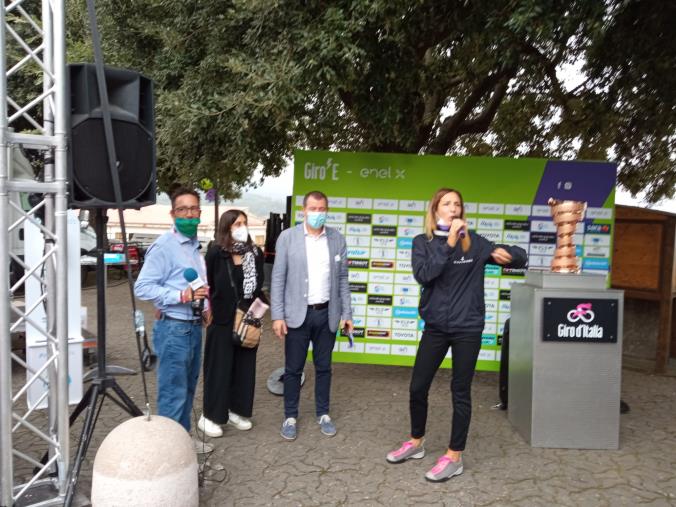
{"left": 91, "top": 415, "right": 198, "bottom": 507}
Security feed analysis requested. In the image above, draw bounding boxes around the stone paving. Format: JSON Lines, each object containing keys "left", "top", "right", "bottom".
{"left": 10, "top": 279, "right": 676, "bottom": 506}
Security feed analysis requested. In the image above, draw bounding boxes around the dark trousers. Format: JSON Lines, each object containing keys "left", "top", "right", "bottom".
{"left": 410, "top": 330, "right": 482, "bottom": 451}
{"left": 203, "top": 323, "right": 257, "bottom": 424}
{"left": 284, "top": 307, "right": 336, "bottom": 419}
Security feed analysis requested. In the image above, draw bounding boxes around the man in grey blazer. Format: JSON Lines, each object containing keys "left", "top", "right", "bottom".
{"left": 271, "top": 190, "right": 353, "bottom": 440}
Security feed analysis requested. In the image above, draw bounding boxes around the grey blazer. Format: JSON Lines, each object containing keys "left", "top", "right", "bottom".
{"left": 270, "top": 224, "right": 352, "bottom": 332}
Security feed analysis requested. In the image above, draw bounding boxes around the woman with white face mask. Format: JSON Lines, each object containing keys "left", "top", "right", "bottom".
{"left": 198, "top": 210, "right": 267, "bottom": 437}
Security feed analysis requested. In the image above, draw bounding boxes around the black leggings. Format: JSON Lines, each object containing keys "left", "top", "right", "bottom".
{"left": 409, "top": 330, "right": 482, "bottom": 451}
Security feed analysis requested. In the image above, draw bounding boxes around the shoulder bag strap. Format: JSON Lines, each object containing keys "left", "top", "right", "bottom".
{"left": 223, "top": 254, "right": 242, "bottom": 306}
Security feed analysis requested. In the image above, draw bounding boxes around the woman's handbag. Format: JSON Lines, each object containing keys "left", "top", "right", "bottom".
{"left": 233, "top": 299, "right": 268, "bottom": 348}
{"left": 225, "top": 257, "right": 269, "bottom": 348}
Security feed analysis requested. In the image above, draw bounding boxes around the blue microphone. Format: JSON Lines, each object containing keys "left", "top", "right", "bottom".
{"left": 183, "top": 268, "right": 204, "bottom": 317}
{"left": 183, "top": 267, "right": 198, "bottom": 283}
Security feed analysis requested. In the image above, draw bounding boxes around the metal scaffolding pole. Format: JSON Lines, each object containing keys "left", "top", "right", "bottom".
{"left": 53, "top": 1, "right": 70, "bottom": 493}
{"left": 42, "top": 0, "right": 59, "bottom": 487}
{"left": 0, "top": 2, "right": 13, "bottom": 503}
{"left": 0, "top": 0, "right": 69, "bottom": 505}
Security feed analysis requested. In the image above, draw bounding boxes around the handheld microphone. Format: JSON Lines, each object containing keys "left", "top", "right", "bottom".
{"left": 437, "top": 217, "right": 465, "bottom": 238}
{"left": 134, "top": 309, "right": 145, "bottom": 334}
{"left": 459, "top": 227, "right": 471, "bottom": 253}
{"left": 455, "top": 217, "right": 466, "bottom": 239}
{"left": 134, "top": 309, "right": 158, "bottom": 371}
{"left": 183, "top": 268, "right": 205, "bottom": 317}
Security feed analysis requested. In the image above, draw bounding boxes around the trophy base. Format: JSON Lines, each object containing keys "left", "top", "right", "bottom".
{"left": 551, "top": 255, "right": 581, "bottom": 273}
{"left": 550, "top": 266, "right": 581, "bottom": 274}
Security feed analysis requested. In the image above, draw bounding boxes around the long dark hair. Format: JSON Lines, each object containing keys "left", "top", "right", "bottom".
{"left": 216, "top": 209, "right": 251, "bottom": 251}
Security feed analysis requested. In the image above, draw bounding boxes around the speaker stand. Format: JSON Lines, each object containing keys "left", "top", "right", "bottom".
{"left": 81, "top": 364, "right": 135, "bottom": 382}
{"left": 63, "top": 209, "right": 143, "bottom": 506}
{"left": 81, "top": 213, "right": 137, "bottom": 382}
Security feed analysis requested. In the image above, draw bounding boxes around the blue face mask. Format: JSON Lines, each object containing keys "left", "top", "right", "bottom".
{"left": 306, "top": 211, "right": 327, "bottom": 229}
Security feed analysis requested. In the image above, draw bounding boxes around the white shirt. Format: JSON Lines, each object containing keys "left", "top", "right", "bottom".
{"left": 304, "top": 223, "right": 330, "bottom": 304}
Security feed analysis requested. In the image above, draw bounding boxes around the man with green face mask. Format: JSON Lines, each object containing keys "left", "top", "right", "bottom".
{"left": 135, "top": 186, "right": 211, "bottom": 450}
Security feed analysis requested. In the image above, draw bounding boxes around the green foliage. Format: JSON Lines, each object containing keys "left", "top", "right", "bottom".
{"left": 65, "top": 0, "right": 675, "bottom": 202}
{"left": 5, "top": 0, "right": 45, "bottom": 135}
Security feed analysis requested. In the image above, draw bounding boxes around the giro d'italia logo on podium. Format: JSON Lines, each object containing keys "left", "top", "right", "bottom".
{"left": 567, "top": 302, "right": 595, "bottom": 323}
{"left": 542, "top": 298, "right": 618, "bottom": 343}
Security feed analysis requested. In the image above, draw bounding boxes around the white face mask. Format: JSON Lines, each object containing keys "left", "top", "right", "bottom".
{"left": 231, "top": 225, "right": 249, "bottom": 243}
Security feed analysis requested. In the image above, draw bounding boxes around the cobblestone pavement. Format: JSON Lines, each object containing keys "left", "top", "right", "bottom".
{"left": 10, "top": 280, "right": 676, "bottom": 506}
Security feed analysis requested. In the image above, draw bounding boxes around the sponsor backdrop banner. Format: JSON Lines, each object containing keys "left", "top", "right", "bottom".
{"left": 293, "top": 150, "right": 616, "bottom": 371}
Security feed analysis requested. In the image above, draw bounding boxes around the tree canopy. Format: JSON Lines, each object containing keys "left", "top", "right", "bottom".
{"left": 67, "top": 0, "right": 675, "bottom": 202}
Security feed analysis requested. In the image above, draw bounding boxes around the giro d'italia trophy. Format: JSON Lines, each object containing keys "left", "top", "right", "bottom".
{"left": 508, "top": 198, "right": 624, "bottom": 449}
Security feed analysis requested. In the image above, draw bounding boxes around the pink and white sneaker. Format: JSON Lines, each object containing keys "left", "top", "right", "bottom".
{"left": 424, "top": 455, "right": 464, "bottom": 482}
{"left": 386, "top": 440, "right": 425, "bottom": 464}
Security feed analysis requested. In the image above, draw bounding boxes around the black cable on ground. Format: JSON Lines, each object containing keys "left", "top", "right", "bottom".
{"left": 192, "top": 408, "right": 227, "bottom": 487}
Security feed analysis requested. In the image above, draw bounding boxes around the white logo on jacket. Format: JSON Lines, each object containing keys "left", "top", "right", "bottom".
{"left": 453, "top": 256, "right": 474, "bottom": 265}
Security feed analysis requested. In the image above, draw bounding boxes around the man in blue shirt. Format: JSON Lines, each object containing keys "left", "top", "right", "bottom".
{"left": 135, "top": 187, "right": 210, "bottom": 433}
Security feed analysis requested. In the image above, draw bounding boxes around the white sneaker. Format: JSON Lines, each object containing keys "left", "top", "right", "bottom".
{"left": 198, "top": 414, "right": 223, "bottom": 437}
{"left": 227, "top": 411, "right": 252, "bottom": 431}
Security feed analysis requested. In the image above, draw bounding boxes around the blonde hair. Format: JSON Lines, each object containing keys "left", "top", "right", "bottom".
{"left": 424, "top": 188, "right": 465, "bottom": 239}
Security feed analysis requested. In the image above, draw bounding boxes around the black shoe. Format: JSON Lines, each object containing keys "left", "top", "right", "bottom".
{"left": 620, "top": 400, "right": 630, "bottom": 414}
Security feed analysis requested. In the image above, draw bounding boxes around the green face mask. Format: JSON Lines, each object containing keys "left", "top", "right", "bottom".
{"left": 175, "top": 217, "right": 200, "bottom": 237}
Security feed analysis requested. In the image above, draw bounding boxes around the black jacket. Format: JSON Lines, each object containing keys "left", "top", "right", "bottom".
{"left": 205, "top": 245, "right": 266, "bottom": 326}
{"left": 412, "top": 231, "right": 528, "bottom": 335}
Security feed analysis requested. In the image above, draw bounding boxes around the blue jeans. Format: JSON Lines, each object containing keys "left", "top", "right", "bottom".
{"left": 153, "top": 318, "right": 202, "bottom": 432}
{"left": 284, "top": 307, "right": 336, "bottom": 419}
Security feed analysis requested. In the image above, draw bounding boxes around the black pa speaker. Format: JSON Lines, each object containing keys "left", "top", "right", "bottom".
{"left": 68, "top": 63, "right": 156, "bottom": 208}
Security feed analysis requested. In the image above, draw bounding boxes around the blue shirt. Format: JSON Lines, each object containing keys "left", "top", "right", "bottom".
{"left": 134, "top": 227, "right": 208, "bottom": 320}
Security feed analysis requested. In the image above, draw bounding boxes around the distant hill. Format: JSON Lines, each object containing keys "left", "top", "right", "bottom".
{"left": 223, "top": 192, "right": 287, "bottom": 218}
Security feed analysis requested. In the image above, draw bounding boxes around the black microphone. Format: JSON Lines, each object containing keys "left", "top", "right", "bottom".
{"left": 183, "top": 268, "right": 205, "bottom": 317}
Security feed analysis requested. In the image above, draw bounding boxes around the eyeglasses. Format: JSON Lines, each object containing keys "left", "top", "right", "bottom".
{"left": 173, "top": 206, "right": 202, "bottom": 216}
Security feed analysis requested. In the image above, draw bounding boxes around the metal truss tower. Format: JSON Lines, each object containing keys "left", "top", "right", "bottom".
{"left": 0, "top": 0, "right": 69, "bottom": 505}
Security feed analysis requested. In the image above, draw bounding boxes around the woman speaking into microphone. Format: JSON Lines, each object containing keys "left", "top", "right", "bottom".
{"left": 386, "top": 187, "right": 527, "bottom": 482}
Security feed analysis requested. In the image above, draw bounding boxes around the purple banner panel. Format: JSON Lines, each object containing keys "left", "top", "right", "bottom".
{"left": 533, "top": 161, "right": 617, "bottom": 208}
